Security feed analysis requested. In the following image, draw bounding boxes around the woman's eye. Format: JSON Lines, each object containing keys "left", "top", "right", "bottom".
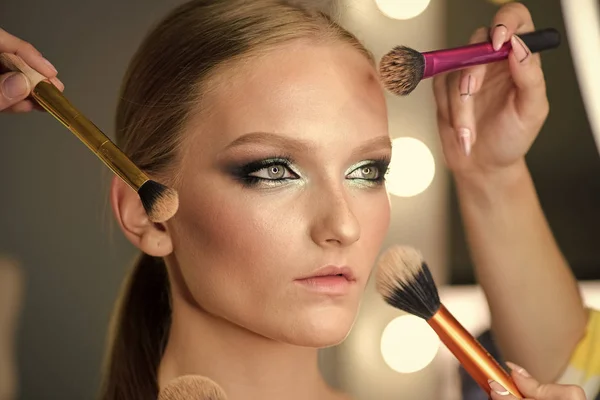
{"left": 347, "top": 164, "right": 381, "bottom": 180}
{"left": 249, "top": 164, "right": 295, "bottom": 180}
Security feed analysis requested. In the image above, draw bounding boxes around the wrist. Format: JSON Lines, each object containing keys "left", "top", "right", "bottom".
{"left": 453, "top": 159, "right": 532, "bottom": 203}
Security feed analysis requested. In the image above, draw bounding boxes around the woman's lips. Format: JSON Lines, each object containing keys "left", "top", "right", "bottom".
{"left": 294, "top": 265, "right": 356, "bottom": 295}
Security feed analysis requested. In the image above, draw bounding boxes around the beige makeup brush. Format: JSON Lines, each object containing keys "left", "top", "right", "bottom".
{"left": 158, "top": 375, "right": 228, "bottom": 400}
{"left": 0, "top": 53, "right": 178, "bottom": 223}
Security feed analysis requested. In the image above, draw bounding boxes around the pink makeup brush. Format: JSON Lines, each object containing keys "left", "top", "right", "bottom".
{"left": 379, "top": 27, "right": 560, "bottom": 96}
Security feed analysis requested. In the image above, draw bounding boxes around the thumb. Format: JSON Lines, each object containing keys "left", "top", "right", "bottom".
{"left": 0, "top": 72, "right": 30, "bottom": 110}
{"left": 506, "top": 362, "right": 587, "bottom": 400}
{"left": 508, "top": 35, "right": 549, "bottom": 124}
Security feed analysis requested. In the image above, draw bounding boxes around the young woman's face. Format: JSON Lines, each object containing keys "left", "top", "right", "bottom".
{"left": 168, "top": 41, "right": 391, "bottom": 347}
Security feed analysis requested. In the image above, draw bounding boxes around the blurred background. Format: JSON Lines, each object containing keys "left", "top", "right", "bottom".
{"left": 0, "top": 0, "right": 599, "bottom": 399}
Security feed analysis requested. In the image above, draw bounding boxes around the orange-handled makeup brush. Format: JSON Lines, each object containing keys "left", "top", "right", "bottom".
{"left": 376, "top": 245, "right": 523, "bottom": 398}
{"left": 0, "top": 53, "right": 178, "bottom": 223}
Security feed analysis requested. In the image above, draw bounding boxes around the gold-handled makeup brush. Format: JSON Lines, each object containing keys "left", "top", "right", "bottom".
{"left": 0, "top": 53, "right": 178, "bottom": 223}
{"left": 376, "top": 245, "right": 524, "bottom": 398}
{"left": 158, "top": 375, "right": 228, "bottom": 400}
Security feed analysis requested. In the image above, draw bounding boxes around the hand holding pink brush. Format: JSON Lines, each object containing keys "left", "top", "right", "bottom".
{"left": 379, "top": 27, "right": 559, "bottom": 96}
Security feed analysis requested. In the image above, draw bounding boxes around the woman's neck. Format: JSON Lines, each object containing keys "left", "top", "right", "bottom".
{"left": 158, "top": 297, "right": 342, "bottom": 400}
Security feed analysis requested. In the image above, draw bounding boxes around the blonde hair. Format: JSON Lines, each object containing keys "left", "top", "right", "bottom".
{"left": 99, "top": 1, "right": 373, "bottom": 399}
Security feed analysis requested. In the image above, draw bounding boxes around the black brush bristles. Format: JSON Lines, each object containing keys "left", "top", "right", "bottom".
{"left": 158, "top": 375, "right": 228, "bottom": 400}
{"left": 378, "top": 45, "right": 425, "bottom": 96}
{"left": 376, "top": 245, "right": 441, "bottom": 320}
{"left": 137, "top": 180, "right": 179, "bottom": 223}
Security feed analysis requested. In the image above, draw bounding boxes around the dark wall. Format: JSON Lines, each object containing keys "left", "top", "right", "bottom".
{"left": 0, "top": 1, "right": 184, "bottom": 398}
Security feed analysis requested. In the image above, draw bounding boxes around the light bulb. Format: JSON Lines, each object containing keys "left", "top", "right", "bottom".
{"left": 386, "top": 137, "right": 435, "bottom": 198}
{"left": 380, "top": 315, "right": 440, "bottom": 373}
{"left": 374, "top": 0, "right": 431, "bottom": 20}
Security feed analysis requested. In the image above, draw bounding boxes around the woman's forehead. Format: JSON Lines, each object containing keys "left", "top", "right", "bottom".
{"left": 183, "top": 42, "right": 387, "bottom": 152}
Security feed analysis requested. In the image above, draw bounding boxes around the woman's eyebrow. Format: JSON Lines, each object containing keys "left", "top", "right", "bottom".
{"left": 351, "top": 136, "right": 392, "bottom": 157}
{"left": 222, "top": 131, "right": 391, "bottom": 157}
{"left": 223, "top": 132, "right": 310, "bottom": 153}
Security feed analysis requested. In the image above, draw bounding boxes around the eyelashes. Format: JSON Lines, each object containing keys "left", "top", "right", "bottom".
{"left": 346, "top": 158, "right": 390, "bottom": 185}
{"left": 228, "top": 156, "right": 391, "bottom": 188}
{"left": 229, "top": 157, "right": 300, "bottom": 187}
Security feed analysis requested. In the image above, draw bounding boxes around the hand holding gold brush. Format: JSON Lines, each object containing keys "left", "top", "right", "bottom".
{"left": 0, "top": 53, "right": 178, "bottom": 223}
{"left": 376, "top": 245, "right": 524, "bottom": 398}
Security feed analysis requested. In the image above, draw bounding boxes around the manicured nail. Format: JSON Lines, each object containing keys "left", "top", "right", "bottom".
{"left": 511, "top": 35, "right": 530, "bottom": 63}
{"left": 458, "top": 128, "right": 472, "bottom": 156}
{"left": 459, "top": 74, "right": 475, "bottom": 102}
{"left": 49, "top": 77, "right": 64, "bottom": 91}
{"left": 506, "top": 361, "right": 532, "bottom": 378}
{"left": 488, "top": 380, "right": 510, "bottom": 396}
{"left": 2, "top": 72, "right": 29, "bottom": 99}
{"left": 492, "top": 24, "right": 508, "bottom": 51}
{"left": 42, "top": 57, "right": 57, "bottom": 74}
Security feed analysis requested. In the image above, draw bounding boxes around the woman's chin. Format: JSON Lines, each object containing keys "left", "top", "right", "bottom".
{"left": 275, "top": 311, "right": 357, "bottom": 348}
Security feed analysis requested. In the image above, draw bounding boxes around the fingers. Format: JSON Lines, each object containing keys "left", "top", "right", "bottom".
{"left": 432, "top": 73, "right": 461, "bottom": 158}
{"left": 432, "top": 73, "right": 449, "bottom": 120}
{"left": 445, "top": 65, "right": 477, "bottom": 157}
{"left": 508, "top": 35, "right": 549, "bottom": 124}
{"left": 50, "top": 76, "right": 64, "bottom": 91}
{"left": 0, "top": 28, "right": 58, "bottom": 78}
{"left": 490, "top": 2, "right": 535, "bottom": 50}
{"left": 5, "top": 99, "right": 36, "bottom": 113}
{"left": 490, "top": 2, "right": 541, "bottom": 67}
{"left": 433, "top": 27, "right": 488, "bottom": 159}
{"left": 436, "top": 27, "right": 493, "bottom": 159}
{"left": 489, "top": 380, "right": 520, "bottom": 400}
{"left": 502, "top": 362, "right": 587, "bottom": 400}
{"left": 0, "top": 70, "right": 64, "bottom": 112}
{"left": 458, "top": 27, "right": 489, "bottom": 96}
{"left": 452, "top": 73, "right": 476, "bottom": 156}
{"left": 0, "top": 71, "right": 30, "bottom": 110}
{"left": 0, "top": 29, "right": 65, "bottom": 112}
{"left": 432, "top": 72, "right": 468, "bottom": 162}
{"left": 490, "top": 2, "right": 547, "bottom": 125}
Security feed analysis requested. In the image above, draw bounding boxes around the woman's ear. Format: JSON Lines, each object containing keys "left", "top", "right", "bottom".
{"left": 110, "top": 176, "right": 173, "bottom": 257}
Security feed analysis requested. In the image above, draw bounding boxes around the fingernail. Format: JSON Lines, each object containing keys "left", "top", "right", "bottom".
{"left": 49, "top": 77, "right": 64, "bottom": 90}
{"left": 493, "top": 24, "right": 508, "bottom": 51}
{"left": 459, "top": 74, "right": 475, "bottom": 102}
{"left": 511, "top": 35, "right": 530, "bottom": 63}
{"left": 506, "top": 361, "right": 532, "bottom": 378}
{"left": 42, "top": 57, "right": 57, "bottom": 74}
{"left": 458, "top": 128, "right": 472, "bottom": 156}
{"left": 2, "top": 72, "right": 30, "bottom": 99}
{"left": 488, "top": 380, "right": 510, "bottom": 396}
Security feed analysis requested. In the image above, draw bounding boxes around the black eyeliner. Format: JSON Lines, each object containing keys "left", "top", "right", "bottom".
{"left": 373, "top": 157, "right": 391, "bottom": 180}
{"left": 226, "top": 156, "right": 298, "bottom": 186}
{"left": 348, "top": 157, "right": 391, "bottom": 185}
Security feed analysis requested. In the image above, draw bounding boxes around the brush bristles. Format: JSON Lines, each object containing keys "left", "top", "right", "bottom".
{"left": 376, "top": 245, "right": 440, "bottom": 320}
{"left": 378, "top": 45, "right": 425, "bottom": 96}
{"left": 138, "top": 180, "right": 179, "bottom": 223}
{"left": 158, "top": 375, "right": 228, "bottom": 400}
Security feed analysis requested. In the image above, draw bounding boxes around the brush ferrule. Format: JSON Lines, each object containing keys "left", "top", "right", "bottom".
{"left": 31, "top": 82, "right": 149, "bottom": 190}
{"left": 428, "top": 305, "right": 523, "bottom": 398}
